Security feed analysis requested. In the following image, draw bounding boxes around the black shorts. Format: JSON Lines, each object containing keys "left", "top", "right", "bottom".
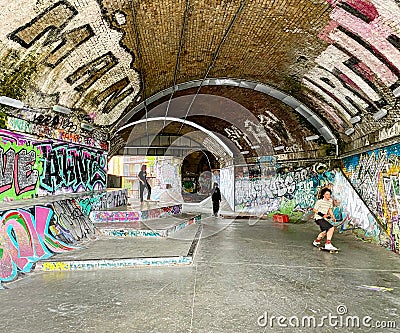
{"left": 315, "top": 218, "right": 333, "bottom": 232}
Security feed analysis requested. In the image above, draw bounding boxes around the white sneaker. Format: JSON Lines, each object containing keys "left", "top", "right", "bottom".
{"left": 312, "top": 240, "right": 321, "bottom": 247}
{"left": 324, "top": 243, "right": 338, "bottom": 251}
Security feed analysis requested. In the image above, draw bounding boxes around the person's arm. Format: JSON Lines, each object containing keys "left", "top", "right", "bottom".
{"left": 328, "top": 207, "right": 336, "bottom": 222}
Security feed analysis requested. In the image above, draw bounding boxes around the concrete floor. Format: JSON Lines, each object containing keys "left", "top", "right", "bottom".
{"left": 1, "top": 215, "right": 400, "bottom": 333}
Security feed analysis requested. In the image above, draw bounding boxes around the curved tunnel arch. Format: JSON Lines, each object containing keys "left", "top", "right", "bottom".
{"left": 114, "top": 78, "right": 338, "bottom": 149}
{"left": 117, "top": 116, "right": 235, "bottom": 158}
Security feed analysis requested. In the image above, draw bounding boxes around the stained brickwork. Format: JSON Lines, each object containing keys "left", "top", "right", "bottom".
{"left": 0, "top": 0, "right": 399, "bottom": 159}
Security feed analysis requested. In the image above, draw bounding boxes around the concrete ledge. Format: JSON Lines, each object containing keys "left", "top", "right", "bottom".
{"left": 34, "top": 221, "right": 203, "bottom": 274}
{"left": 98, "top": 214, "right": 201, "bottom": 238}
{"left": 36, "top": 256, "right": 192, "bottom": 271}
{"left": 0, "top": 189, "right": 108, "bottom": 211}
{"left": 90, "top": 204, "right": 182, "bottom": 223}
{"left": 100, "top": 229, "right": 165, "bottom": 237}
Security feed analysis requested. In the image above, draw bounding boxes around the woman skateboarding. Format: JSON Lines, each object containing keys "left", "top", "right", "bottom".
{"left": 312, "top": 188, "right": 338, "bottom": 251}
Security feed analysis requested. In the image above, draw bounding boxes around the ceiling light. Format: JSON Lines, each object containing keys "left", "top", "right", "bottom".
{"left": 393, "top": 86, "right": 400, "bottom": 98}
{"left": 372, "top": 109, "right": 387, "bottom": 121}
{"left": 349, "top": 115, "right": 361, "bottom": 124}
{"left": 240, "top": 151, "right": 249, "bottom": 155}
{"left": 81, "top": 123, "right": 95, "bottom": 131}
{"left": 251, "top": 145, "right": 260, "bottom": 149}
{"left": 0, "top": 96, "right": 24, "bottom": 109}
{"left": 344, "top": 128, "right": 355, "bottom": 135}
{"left": 273, "top": 145, "right": 285, "bottom": 151}
{"left": 305, "top": 135, "right": 319, "bottom": 141}
{"left": 53, "top": 105, "right": 71, "bottom": 114}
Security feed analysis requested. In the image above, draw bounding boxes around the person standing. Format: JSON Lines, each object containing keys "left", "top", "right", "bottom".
{"left": 312, "top": 187, "right": 337, "bottom": 250}
{"left": 211, "top": 182, "right": 221, "bottom": 217}
{"left": 138, "top": 164, "right": 151, "bottom": 203}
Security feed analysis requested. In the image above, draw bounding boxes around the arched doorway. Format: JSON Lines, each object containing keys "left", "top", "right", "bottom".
{"left": 181, "top": 151, "right": 219, "bottom": 202}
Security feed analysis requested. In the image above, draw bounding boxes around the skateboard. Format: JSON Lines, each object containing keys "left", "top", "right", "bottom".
{"left": 318, "top": 246, "right": 340, "bottom": 254}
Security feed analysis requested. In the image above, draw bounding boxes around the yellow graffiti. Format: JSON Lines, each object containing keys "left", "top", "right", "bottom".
{"left": 42, "top": 262, "right": 70, "bottom": 271}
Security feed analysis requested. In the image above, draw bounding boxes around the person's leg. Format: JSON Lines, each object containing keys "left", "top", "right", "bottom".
{"left": 324, "top": 226, "right": 338, "bottom": 250}
{"left": 212, "top": 201, "right": 218, "bottom": 216}
{"left": 139, "top": 183, "right": 144, "bottom": 202}
{"left": 317, "top": 230, "right": 327, "bottom": 241}
{"left": 326, "top": 226, "right": 335, "bottom": 241}
{"left": 313, "top": 219, "right": 326, "bottom": 246}
{"left": 216, "top": 201, "right": 220, "bottom": 216}
{"left": 146, "top": 182, "right": 151, "bottom": 200}
{"left": 313, "top": 230, "right": 326, "bottom": 246}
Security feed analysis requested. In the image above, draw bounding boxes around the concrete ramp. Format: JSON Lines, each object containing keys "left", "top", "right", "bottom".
{"left": 35, "top": 212, "right": 202, "bottom": 272}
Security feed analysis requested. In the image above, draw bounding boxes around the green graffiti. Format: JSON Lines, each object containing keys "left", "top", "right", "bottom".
{"left": 270, "top": 197, "right": 304, "bottom": 222}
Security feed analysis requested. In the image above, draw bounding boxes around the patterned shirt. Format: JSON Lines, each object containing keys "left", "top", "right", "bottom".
{"left": 313, "top": 198, "right": 333, "bottom": 220}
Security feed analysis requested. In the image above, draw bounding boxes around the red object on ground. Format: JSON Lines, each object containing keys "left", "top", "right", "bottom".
{"left": 273, "top": 214, "right": 289, "bottom": 223}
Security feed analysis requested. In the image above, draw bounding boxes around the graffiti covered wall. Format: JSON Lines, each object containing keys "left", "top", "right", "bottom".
{"left": 78, "top": 189, "right": 128, "bottom": 216}
{"left": 0, "top": 187, "right": 128, "bottom": 282}
{"left": 220, "top": 166, "right": 234, "bottom": 210}
{"left": 0, "top": 199, "right": 96, "bottom": 282}
{"left": 7, "top": 115, "right": 108, "bottom": 150}
{"left": 333, "top": 171, "right": 390, "bottom": 248}
{"left": 304, "top": 0, "right": 400, "bottom": 142}
{"left": 0, "top": 128, "right": 107, "bottom": 202}
{"left": 343, "top": 142, "right": 400, "bottom": 253}
{"left": 234, "top": 161, "right": 335, "bottom": 217}
{"left": 90, "top": 204, "right": 182, "bottom": 223}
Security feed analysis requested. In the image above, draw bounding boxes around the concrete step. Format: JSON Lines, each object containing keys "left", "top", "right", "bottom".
{"left": 94, "top": 213, "right": 201, "bottom": 238}
{"left": 89, "top": 203, "right": 182, "bottom": 223}
{"left": 35, "top": 218, "right": 203, "bottom": 272}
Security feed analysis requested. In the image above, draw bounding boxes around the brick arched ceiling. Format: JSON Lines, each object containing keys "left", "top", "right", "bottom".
{"left": 119, "top": 92, "right": 322, "bottom": 157}
{"left": 121, "top": 119, "right": 239, "bottom": 160}
{"left": 0, "top": 0, "right": 399, "bottom": 159}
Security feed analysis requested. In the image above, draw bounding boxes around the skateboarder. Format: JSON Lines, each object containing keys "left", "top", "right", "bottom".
{"left": 138, "top": 164, "right": 151, "bottom": 203}
{"left": 312, "top": 187, "right": 337, "bottom": 251}
{"left": 211, "top": 182, "right": 221, "bottom": 217}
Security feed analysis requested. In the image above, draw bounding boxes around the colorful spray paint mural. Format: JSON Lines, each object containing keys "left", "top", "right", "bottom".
{"left": 7, "top": 115, "right": 108, "bottom": 150}
{"left": 0, "top": 188, "right": 131, "bottom": 282}
{"left": 90, "top": 204, "right": 182, "bottom": 224}
{"left": 234, "top": 160, "right": 335, "bottom": 217}
{"left": 0, "top": 205, "right": 78, "bottom": 282}
{"left": 0, "top": 132, "right": 43, "bottom": 201}
{"left": 79, "top": 189, "right": 128, "bottom": 216}
{"left": 343, "top": 142, "right": 400, "bottom": 253}
{"left": 304, "top": 0, "right": 400, "bottom": 139}
{"left": 0, "top": 128, "right": 107, "bottom": 202}
{"left": 37, "top": 256, "right": 192, "bottom": 272}
{"left": 333, "top": 171, "right": 390, "bottom": 248}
